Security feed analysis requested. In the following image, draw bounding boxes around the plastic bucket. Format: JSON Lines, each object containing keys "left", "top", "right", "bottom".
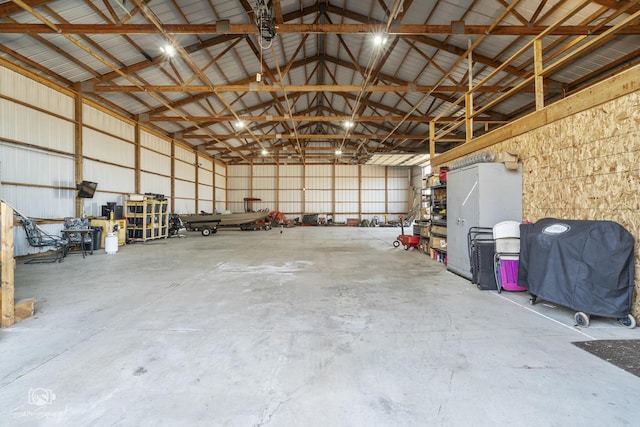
{"left": 105, "top": 233, "right": 118, "bottom": 254}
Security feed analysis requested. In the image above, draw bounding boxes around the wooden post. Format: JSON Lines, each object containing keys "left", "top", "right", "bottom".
{"left": 1, "top": 202, "right": 15, "bottom": 328}
{"left": 534, "top": 39, "right": 545, "bottom": 111}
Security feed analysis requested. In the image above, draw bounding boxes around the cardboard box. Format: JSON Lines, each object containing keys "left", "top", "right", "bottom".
{"left": 431, "top": 225, "right": 447, "bottom": 236}
{"left": 430, "top": 237, "right": 447, "bottom": 251}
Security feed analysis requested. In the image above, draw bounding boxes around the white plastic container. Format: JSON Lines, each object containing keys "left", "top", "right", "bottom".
{"left": 105, "top": 232, "right": 118, "bottom": 254}
{"left": 493, "top": 220, "right": 521, "bottom": 239}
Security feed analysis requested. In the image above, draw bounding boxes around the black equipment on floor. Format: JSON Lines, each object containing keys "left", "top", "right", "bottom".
{"left": 519, "top": 218, "right": 635, "bottom": 327}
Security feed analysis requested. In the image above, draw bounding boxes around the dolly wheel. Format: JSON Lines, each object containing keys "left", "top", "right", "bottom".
{"left": 201, "top": 226, "right": 212, "bottom": 236}
{"left": 619, "top": 314, "right": 636, "bottom": 329}
{"left": 404, "top": 244, "right": 409, "bottom": 251}
{"left": 393, "top": 240, "right": 400, "bottom": 248}
{"left": 574, "top": 312, "right": 590, "bottom": 327}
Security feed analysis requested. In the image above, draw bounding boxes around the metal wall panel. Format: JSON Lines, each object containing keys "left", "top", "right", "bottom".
{"left": 306, "top": 176, "right": 332, "bottom": 189}
{"left": 228, "top": 176, "right": 251, "bottom": 189}
{"left": 82, "top": 105, "right": 134, "bottom": 141}
{"left": 278, "top": 202, "right": 302, "bottom": 213}
{"left": 174, "top": 179, "right": 196, "bottom": 199}
{"left": 335, "top": 165, "right": 359, "bottom": 177}
{"left": 361, "top": 177, "right": 385, "bottom": 190}
{"left": 388, "top": 167, "right": 409, "bottom": 178}
{"left": 215, "top": 162, "right": 227, "bottom": 178}
{"left": 362, "top": 202, "right": 385, "bottom": 213}
{"left": 83, "top": 127, "right": 135, "bottom": 167}
{"left": 388, "top": 202, "right": 408, "bottom": 213}
{"left": 335, "top": 189, "right": 359, "bottom": 200}
{"left": 278, "top": 189, "right": 302, "bottom": 203}
{"left": 0, "top": 143, "right": 74, "bottom": 187}
{"left": 362, "top": 165, "right": 385, "bottom": 177}
{"left": 279, "top": 165, "right": 303, "bottom": 177}
{"left": 1, "top": 184, "right": 74, "bottom": 219}
{"left": 306, "top": 202, "right": 332, "bottom": 212}
{"left": 361, "top": 189, "right": 385, "bottom": 203}
{"left": 140, "top": 171, "right": 171, "bottom": 196}
{"left": 306, "top": 189, "right": 332, "bottom": 203}
{"left": 387, "top": 190, "right": 409, "bottom": 203}
{"left": 0, "top": 99, "right": 75, "bottom": 153}
{"left": 198, "top": 156, "right": 213, "bottom": 171}
{"left": 174, "top": 198, "right": 196, "bottom": 214}
{"left": 0, "top": 66, "right": 74, "bottom": 120}
{"left": 174, "top": 145, "right": 195, "bottom": 163}
{"left": 335, "top": 177, "right": 358, "bottom": 190}
{"left": 140, "top": 130, "right": 171, "bottom": 155}
{"left": 198, "top": 183, "right": 213, "bottom": 200}
{"left": 279, "top": 176, "right": 302, "bottom": 190}
{"left": 198, "top": 200, "right": 213, "bottom": 213}
{"left": 198, "top": 169, "right": 213, "bottom": 186}
{"left": 252, "top": 189, "right": 276, "bottom": 205}
{"left": 141, "top": 147, "right": 171, "bottom": 176}
{"left": 174, "top": 160, "right": 196, "bottom": 181}
{"left": 253, "top": 164, "right": 277, "bottom": 176}
{"left": 228, "top": 165, "right": 250, "bottom": 177}
{"left": 215, "top": 192, "right": 226, "bottom": 213}
{"left": 252, "top": 175, "right": 276, "bottom": 189}
{"left": 307, "top": 164, "right": 332, "bottom": 176}
{"left": 82, "top": 159, "right": 134, "bottom": 193}
{"left": 388, "top": 177, "right": 409, "bottom": 190}
{"left": 335, "top": 202, "right": 359, "bottom": 212}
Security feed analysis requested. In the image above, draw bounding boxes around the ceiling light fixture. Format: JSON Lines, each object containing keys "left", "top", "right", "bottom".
{"left": 343, "top": 120, "right": 354, "bottom": 129}
{"left": 261, "top": 149, "right": 268, "bottom": 156}
{"left": 335, "top": 150, "right": 342, "bottom": 156}
{"left": 161, "top": 43, "right": 176, "bottom": 57}
{"left": 234, "top": 120, "right": 245, "bottom": 129}
{"left": 373, "top": 34, "right": 386, "bottom": 47}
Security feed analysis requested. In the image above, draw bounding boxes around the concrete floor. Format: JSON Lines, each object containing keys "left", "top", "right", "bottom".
{"left": 2, "top": 226, "right": 639, "bottom": 426}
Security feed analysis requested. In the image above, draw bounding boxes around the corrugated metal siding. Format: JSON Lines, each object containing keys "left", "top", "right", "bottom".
{"left": 253, "top": 176, "right": 276, "bottom": 189}
{"left": 388, "top": 177, "right": 409, "bottom": 190}
{"left": 279, "top": 190, "right": 302, "bottom": 204}
{"left": 198, "top": 157, "right": 213, "bottom": 171}
{"left": 174, "top": 199, "right": 196, "bottom": 214}
{"left": 335, "top": 177, "right": 358, "bottom": 190}
{"left": 198, "top": 200, "right": 213, "bottom": 214}
{"left": 0, "top": 99, "right": 74, "bottom": 153}
{"left": 198, "top": 184, "right": 213, "bottom": 200}
{"left": 198, "top": 169, "right": 213, "bottom": 186}
{"left": 0, "top": 143, "right": 74, "bottom": 187}
{"left": 306, "top": 176, "right": 332, "bottom": 190}
{"left": 174, "top": 161, "right": 196, "bottom": 181}
{"left": 279, "top": 165, "right": 303, "bottom": 177}
{"left": 83, "top": 128, "right": 135, "bottom": 167}
{"left": 0, "top": 66, "right": 74, "bottom": 120}
{"left": 174, "top": 179, "right": 195, "bottom": 199}
{"left": 228, "top": 165, "right": 251, "bottom": 177}
{"left": 174, "top": 145, "right": 195, "bottom": 163}
{"left": 335, "top": 165, "right": 359, "bottom": 177}
{"left": 141, "top": 148, "right": 171, "bottom": 176}
{"left": 306, "top": 189, "right": 332, "bottom": 203}
{"left": 141, "top": 131, "right": 172, "bottom": 155}
{"left": 140, "top": 172, "right": 171, "bottom": 196}
{"left": 279, "top": 176, "right": 302, "bottom": 190}
{"left": 83, "top": 159, "right": 134, "bottom": 193}
{"left": 82, "top": 105, "right": 134, "bottom": 141}
{"left": 361, "top": 178, "right": 385, "bottom": 190}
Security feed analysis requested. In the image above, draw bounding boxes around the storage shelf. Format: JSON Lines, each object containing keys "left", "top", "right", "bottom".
{"left": 125, "top": 199, "right": 168, "bottom": 242}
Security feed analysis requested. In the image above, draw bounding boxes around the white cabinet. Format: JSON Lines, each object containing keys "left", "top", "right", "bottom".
{"left": 446, "top": 163, "right": 522, "bottom": 280}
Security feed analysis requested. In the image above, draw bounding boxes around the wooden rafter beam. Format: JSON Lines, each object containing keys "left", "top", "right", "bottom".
{"left": 149, "top": 115, "right": 505, "bottom": 123}
{"left": 2, "top": 22, "right": 640, "bottom": 35}
{"left": 93, "top": 83, "right": 549, "bottom": 93}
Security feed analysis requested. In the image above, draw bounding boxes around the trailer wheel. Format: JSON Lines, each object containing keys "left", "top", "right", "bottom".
{"left": 404, "top": 244, "right": 409, "bottom": 251}
{"left": 393, "top": 240, "right": 400, "bottom": 248}
{"left": 201, "top": 226, "right": 212, "bottom": 236}
{"left": 619, "top": 314, "right": 636, "bottom": 329}
{"left": 574, "top": 311, "right": 590, "bottom": 327}
{"left": 212, "top": 227, "right": 218, "bottom": 234}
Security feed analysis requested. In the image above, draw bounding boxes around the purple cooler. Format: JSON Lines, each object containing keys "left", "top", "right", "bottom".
{"left": 498, "top": 259, "right": 526, "bottom": 291}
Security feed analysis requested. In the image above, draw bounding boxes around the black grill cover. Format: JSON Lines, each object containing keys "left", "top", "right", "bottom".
{"left": 518, "top": 218, "right": 635, "bottom": 318}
